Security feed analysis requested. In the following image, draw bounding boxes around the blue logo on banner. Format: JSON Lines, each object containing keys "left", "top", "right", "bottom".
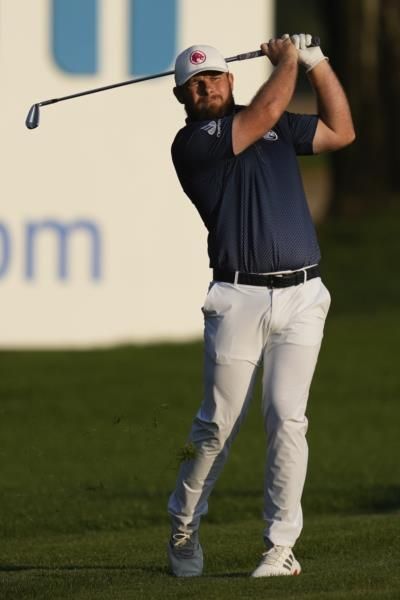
{"left": 52, "top": 0, "right": 177, "bottom": 75}
{"left": 0, "top": 220, "right": 102, "bottom": 282}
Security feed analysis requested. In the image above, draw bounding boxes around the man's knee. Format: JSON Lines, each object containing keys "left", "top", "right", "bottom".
{"left": 265, "top": 412, "right": 309, "bottom": 439}
{"left": 191, "top": 416, "right": 236, "bottom": 454}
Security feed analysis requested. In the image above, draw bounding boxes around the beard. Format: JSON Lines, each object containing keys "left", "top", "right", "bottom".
{"left": 185, "top": 92, "right": 235, "bottom": 121}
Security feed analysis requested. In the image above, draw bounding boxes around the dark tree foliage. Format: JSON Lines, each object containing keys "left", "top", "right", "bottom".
{"left": 319, "top": 0, "right": 400, "bottom": 213}
{"left": 276, "top": 0, "right": 327, "bottom": 93}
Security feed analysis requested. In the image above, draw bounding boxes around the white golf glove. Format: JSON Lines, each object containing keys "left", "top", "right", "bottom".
{"left": 291, "top": 33, "right": 328, "bottom": 72}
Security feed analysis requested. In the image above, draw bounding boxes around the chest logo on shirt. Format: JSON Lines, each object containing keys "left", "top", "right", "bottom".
{"left": 201, "top": 120, "right": 221, "bottom": 137}
{"left": 263, "top": 130, "right": 279, "bottom": 142}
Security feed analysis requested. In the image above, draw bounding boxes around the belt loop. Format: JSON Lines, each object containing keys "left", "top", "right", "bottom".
{"left": 301, "top": 268, "right": 307, "bottom": 284}
{"left": 234, "top": 271, "right": 239, "bottom": 285}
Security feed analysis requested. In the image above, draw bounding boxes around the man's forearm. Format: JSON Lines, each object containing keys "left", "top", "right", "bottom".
{"left": 250, "top": 55, "right": 298, "bottom": 120}
{"left": 232, "top": 54, "right": 298, "bottom": 155}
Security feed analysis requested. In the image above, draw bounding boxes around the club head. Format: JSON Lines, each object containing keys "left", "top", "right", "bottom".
{"left": 26, "top": 104, "right": 40, "bottom": 129}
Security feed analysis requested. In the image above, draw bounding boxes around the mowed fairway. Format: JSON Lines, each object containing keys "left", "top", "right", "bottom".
{"left": 0, "top": 214, "right": 399, "bottom": 599}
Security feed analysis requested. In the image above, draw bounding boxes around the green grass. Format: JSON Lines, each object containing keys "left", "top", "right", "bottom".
{"left": 0, "top": 212, "right": 399, "bottom": 598}
{"left": 1, "top": 514, "right": 399, "bottom": 599}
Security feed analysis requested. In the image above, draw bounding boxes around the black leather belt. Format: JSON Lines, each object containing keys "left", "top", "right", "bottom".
{"left": 213, "top": 265, "right": 320, "bottom": 288}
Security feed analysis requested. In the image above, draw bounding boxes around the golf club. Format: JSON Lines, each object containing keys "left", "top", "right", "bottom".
{"left": 25, "top": 37, "right": 320, "bottom": 130}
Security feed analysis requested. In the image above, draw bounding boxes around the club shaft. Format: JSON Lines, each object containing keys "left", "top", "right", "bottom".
{"left": 37, "top": 37, "right": 321, "bottom": 109}
{"left": 26, "top": 36, "right": 322, "bottom": 130}
{"left": 39, "top": 70, "right": 175, "bottom": 107}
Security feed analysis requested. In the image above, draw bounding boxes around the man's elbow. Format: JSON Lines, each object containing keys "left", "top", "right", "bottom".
{"left": 314, "top": 119, "right": 356, "bottom": 153}
{"left": 337, "top": 126, "right": 356, "bottom": 149}
{"left": 326, "top": 129, "right": 356, "bottom": 152}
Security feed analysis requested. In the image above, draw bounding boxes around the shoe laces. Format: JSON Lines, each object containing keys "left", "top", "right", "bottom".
{"left": 261, "top": 545, "right": 292, "bottom": 566}
{"left": 172, "top": 532, "right": 192, "bottom": 548}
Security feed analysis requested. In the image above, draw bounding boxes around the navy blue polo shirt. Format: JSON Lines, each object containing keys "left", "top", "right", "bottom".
{"left": 171, "top": 106, "right": 320, "bottom": 273}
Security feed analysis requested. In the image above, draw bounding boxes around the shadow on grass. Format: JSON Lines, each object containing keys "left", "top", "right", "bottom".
{"left": 305, "top": 484, "right": 400, "bottom": 515}
{"left": 103, "top": 484, "right": 400, "bottom": 514}
{"left": 0, "top": 563, "right": 250, "bottom": 579}
{"left": 0, "top": 564, "right": 167, "bottom": 574}
{"left": 204, "top": 572, "right": 249, "bottom": 579}
{"left": 357, "top": 484, "right": 400, "bottom": 513}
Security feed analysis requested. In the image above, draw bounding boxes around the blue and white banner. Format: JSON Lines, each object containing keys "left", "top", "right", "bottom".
{"left": 0, "top": 0, "right": 273, "bottom": 347}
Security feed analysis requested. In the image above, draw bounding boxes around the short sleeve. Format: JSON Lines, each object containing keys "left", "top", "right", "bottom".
{"left": 286, "top": 112, "right": 319, "bottom": 155}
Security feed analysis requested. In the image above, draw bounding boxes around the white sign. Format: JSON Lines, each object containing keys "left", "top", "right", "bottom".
{"left": 0, "top": 0, "right": 273, "bottom": 347}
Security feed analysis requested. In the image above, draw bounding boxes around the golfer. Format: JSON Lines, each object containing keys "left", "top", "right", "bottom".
{"left": 167, "top": 34, "right": 355, "bottom": 577}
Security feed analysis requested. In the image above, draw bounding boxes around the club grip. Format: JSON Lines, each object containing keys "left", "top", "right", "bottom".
{"left": 226, "top": 36, "right": 321, "bottom": 63}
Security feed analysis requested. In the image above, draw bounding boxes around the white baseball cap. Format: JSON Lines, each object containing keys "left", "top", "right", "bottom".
{"left": 174, "top": 45, "right": 229, "bottom": 86}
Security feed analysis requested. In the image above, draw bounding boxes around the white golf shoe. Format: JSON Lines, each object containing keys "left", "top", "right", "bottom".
{"left": 251, "top": 545, "right": 301, "bottom": 577}
{"left": 167, "top": 530, "right": 203, "bottom": 577}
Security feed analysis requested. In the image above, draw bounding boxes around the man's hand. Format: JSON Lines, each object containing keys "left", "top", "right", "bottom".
{"left": 261, "top": 35, "right": 298, "bottom": 67}
{"left": 291, "top": 33, "right": 328, "bottom": 72}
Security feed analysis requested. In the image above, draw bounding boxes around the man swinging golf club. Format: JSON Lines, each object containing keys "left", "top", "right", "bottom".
{"left": 167, "top": 34, "right": 355, "bottom": 577}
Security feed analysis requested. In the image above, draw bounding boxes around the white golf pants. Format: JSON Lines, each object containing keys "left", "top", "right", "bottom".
{"left": 168, "top": 276, "right": 330, "bottom": 547}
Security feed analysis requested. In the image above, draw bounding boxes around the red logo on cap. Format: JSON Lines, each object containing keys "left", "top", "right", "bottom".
{"left": 190, "top": 50, "right": 206, "bottom": 65}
